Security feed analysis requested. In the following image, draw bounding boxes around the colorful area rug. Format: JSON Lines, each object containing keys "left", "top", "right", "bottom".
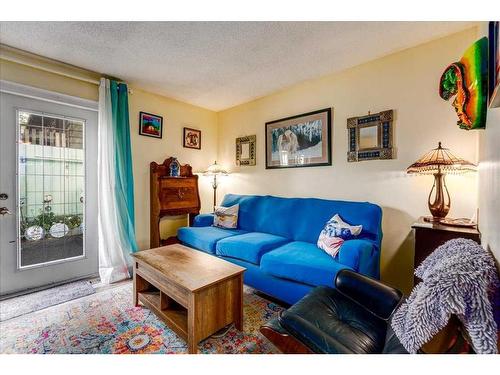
{"left": 0, "top": 280, "right": 95, "bottom": 322}
{"left": 0, "top": 282, "right": 283, "bottom": 354}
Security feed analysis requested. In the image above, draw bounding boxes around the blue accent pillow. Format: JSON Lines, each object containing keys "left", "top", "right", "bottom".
{"left": 317, "top": 214, "right": 362, "bottom": 257}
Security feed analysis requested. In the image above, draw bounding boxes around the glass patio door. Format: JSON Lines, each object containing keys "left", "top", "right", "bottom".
{"left": 0, "top": 87, "right": 98, "bottom": 295}
{"left": 18, "top": 110, "right": 87, "bottom": 267}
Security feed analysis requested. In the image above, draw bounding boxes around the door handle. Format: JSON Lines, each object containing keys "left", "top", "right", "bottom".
{"left": 0, "top": 207, "right": 12, "bottom": 215}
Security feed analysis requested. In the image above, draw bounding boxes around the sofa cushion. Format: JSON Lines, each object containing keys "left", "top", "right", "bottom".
{"left": 260, "top": 241, "right": 350, "bottom": 287}
{"left": 177, "top": 226, "right": 247, "bottom": 254}
{"left": 216, "top": 232, "right": 290, "bottom": 264}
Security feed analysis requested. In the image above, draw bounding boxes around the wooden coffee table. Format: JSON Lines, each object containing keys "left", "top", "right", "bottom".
{"left": 132, "top": 244, "right": 245, "bottom": 353}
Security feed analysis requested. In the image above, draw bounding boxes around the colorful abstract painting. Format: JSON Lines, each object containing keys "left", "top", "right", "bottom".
{"left": 439, "top": 37, "right": 488, "bottom": 130}
{"left": 139, "top": 112, "right": 163, "bottom": 138}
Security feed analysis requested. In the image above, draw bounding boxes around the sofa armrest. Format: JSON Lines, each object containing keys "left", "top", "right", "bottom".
{"left": 337, "top": 239, "right": 378, "bottom": 277}
{"left": 334, "top": 269, "right": 403, "bottom": 321}
{"left": 192, "top": 213, "right": 214, "bottom": 227}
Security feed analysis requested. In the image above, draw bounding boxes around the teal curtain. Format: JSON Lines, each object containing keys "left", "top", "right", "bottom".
{"left": 110, "top": 80, "right": 138, "bottom": 253}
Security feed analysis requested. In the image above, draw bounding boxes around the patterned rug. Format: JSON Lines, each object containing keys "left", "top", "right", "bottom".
{"left": 0, "top": 280, "right": 95, "bottom": 322}
{"left": 0, "top": 282, "right": 283, "bottom": 354}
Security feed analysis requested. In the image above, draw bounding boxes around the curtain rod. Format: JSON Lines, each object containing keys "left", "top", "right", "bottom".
{"left": 1, "top": 44, "right": 101, "bottom": 85}
{"left": 1, "top": 44, "right": 133, "bottom": 93}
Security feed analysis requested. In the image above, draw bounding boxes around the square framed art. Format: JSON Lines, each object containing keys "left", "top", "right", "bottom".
{"left": 183, "top": 127, "right": 201, "bottom": 149}
{"left": 139, "top": 112, "right": 163, "bottom": 138}
{"left": 265, "top": 108, "right": 332, "bottom": 169}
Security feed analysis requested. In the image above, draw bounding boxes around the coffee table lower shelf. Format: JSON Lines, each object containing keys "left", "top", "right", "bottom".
{"left": 137, "top": 291, "right": 188, "bottom": 340}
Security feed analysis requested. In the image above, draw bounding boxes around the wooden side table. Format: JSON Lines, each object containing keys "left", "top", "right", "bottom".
{"left": 411, "top": 217, "right": 480, "bottom": 354}
{"left": 411, "top": 217, "right": 481, "bottom": 286}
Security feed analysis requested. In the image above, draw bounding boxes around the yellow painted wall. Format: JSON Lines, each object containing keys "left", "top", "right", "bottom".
{"left": 127, "top": 87, "right": 218, "bottom": 249}
{"left": 1, "top": 57, "right": 218, "bottom": 251}
{"left": 216, "top": 28, "right": 480, "bottom": 293}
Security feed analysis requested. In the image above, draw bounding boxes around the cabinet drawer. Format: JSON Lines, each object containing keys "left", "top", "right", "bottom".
{"left": 159, "top": 187, "right": 198, "bottom": 209}
{"left": 160, "top": 177, "right": 196, "bottom": 188}
{"left": 159, "top": 178, "right": 199, "bottom": 210}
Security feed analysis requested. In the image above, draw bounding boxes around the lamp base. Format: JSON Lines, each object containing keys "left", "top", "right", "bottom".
{"left": 427, "top": 172, "right": 450, "bottom": 221}
{"left": 423, "top": 216, "right": 444, "bottom": 223}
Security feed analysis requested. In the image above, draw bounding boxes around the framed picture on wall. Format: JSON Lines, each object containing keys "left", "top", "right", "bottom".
{"left": 265, "top": 108, "right": 332, "bottom": 169}
{"left": 489, "top": 21, "right": 500, "bottom": 108}
{"left": 236, "top": 135, "right": 256, "bottom": 166}
{"left": 347, "top": 110, "right": 395, "bottom": 162}
{"left": 183, "top": 127, "right": 201, "bottom": 149}
{"left": 139, "top": 112, "right": 163, "bottom": 138}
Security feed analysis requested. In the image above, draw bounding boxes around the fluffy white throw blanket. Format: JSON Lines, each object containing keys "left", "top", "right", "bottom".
{"left": 391, "top": 238, "right": 499, "bottom": 354}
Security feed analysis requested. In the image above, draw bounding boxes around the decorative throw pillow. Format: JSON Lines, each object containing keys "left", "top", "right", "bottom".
{"left": 213, "top": 204, "right": 239, "bottom": 229}
{"left": 317, "top": 214, "right": 362, "bottom": 258}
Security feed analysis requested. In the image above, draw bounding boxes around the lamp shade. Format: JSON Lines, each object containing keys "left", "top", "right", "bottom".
{"left": 203, "top": 161, "right": 228, "bottom": 176}
{"left": 406, "top": 142, "right": 476, "bottom": 174}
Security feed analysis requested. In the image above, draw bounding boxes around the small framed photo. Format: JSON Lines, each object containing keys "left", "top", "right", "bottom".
{"left": 139, "top": 112, "right": 163, "bottom": 138}
{"left": 183, "top": 127, "right": 201, "bottom": 149}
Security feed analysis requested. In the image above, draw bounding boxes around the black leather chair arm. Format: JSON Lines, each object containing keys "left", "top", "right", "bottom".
{"left": 334, "top": 269, "right": 403, "bottom": 321}
{"left": 261, "top": 316, "right": 289, "bottom": 335}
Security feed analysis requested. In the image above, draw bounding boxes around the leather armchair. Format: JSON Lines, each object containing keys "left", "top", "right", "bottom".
{"left": 260, "top": 269, "right": 407, "bottom": 354}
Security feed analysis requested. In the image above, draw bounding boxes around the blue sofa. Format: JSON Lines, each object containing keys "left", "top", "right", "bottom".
{"left": 177, "top": 194, "right": 383, "bottom": 305}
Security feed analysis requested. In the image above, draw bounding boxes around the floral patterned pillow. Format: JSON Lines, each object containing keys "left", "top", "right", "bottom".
{"left": 213, "top": 204, "right": 239, "bottom": 229}
{"left": 317, "top": 214, "right": 362, "bottom": 258}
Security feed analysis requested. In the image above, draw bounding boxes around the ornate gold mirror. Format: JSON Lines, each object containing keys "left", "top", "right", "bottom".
{"left": 347, "top": 110, "right": 395, "bottom": 162}
{"left": 236, "top": 135, "right": 256, "bottom": 166}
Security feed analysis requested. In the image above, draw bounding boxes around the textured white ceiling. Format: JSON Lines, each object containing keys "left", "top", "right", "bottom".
{"left": 0, "top": 22, "right": 475, "bottom": 111}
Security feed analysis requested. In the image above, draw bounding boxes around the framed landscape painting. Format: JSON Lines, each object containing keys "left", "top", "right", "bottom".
{"left": 265, "top": 108, "right": 332, "bottom": 169}
{"left": 139, "top": 112, "right": 163, "bottom": 138}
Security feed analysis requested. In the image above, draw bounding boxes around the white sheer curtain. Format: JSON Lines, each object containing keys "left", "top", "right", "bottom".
{"left": 97, "top": 78, "right": 132, "bottom": 284}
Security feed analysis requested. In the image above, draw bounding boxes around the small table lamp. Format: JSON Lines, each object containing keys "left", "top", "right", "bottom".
{"left": 406, "top": 142, "right": 476, "bottom": 222}
{"left": 203, "top": 161, "right": 228, "bottom": 211}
